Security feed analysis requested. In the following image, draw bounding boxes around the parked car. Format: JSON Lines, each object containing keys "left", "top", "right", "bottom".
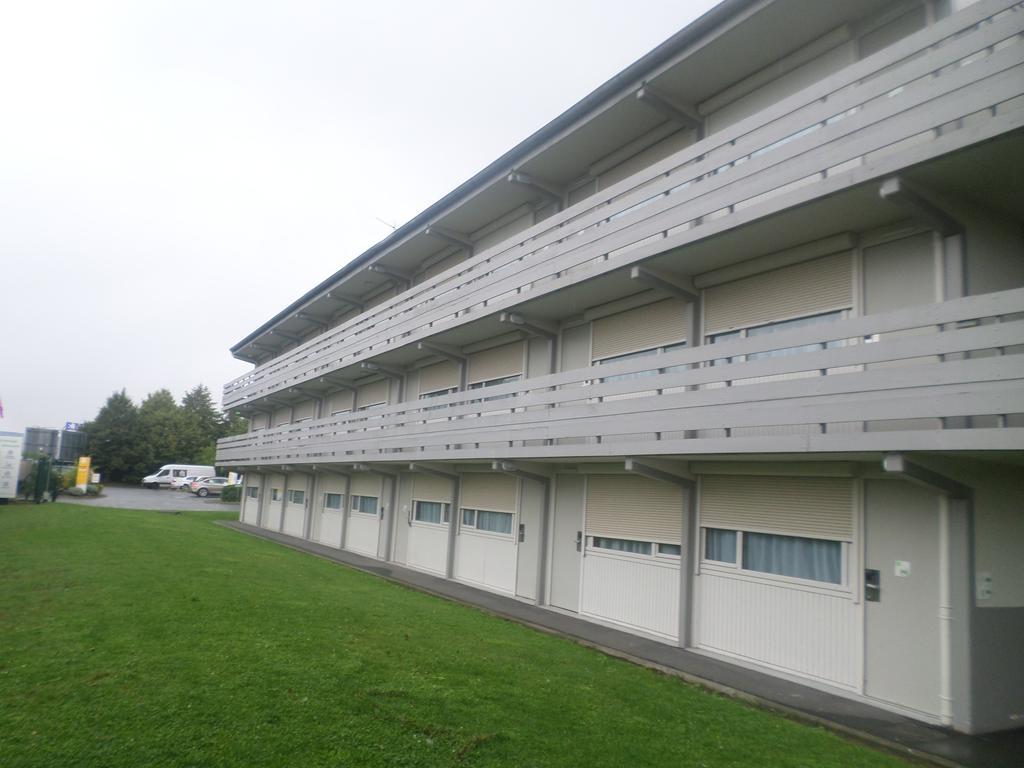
{"left": 141, "top": 464, "right": 215, "bottom": 489}
{"left": 171, "top": 474, "right": 207, "bottom": 490}
{"left": 189, "top": 477, "right": 233, "bottom": 497}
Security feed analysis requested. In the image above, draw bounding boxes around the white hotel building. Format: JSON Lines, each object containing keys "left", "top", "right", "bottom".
{"left": 217, "top": 0, "right": 1024, "bottom": 735}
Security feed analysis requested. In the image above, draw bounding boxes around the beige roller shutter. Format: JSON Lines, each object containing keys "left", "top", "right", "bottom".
{"left": 251, "top": 413, "right": 268, "bottom": 430}
{"left": 700, "top": 475, "right": 853, "bottom": 540}
{"left": 585, "top": 475, "right": 683, "bottom": 543}
{"left": 351, "top": 474, "right": 381, "bottom": 498}
{"left": 356, "top": 379, "right": 389, "bottom": 409}
{"left": 413, "top": 473, "right": 452, "bottom": 501}
{"left": 293, "top": 399, "right": 315, "bottom": 421}
{"left": 419, "top": 361, "right": 460, "bottom": 395}
{"left": 460, "top": 473, "right": 517, "bottom": 512}
{"left": 328, "top": 390, "right": 354, "bottom": 415}
{"left": 592, "top": 298, "right": 689, "bottom": 360}
{"left": 704, "top": 252, "right": 853, "bottom": 335}
{"left": 467, "top": 342, "right": 524, "bottom": 384}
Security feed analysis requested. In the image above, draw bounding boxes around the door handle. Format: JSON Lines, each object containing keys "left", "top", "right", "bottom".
{"left": 575, "top": 531, "right": 582, "bottom": 552}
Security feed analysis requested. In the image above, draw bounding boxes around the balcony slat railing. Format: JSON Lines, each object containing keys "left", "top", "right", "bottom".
{"left": 216, "top": 288, "right": 1024, "bottom": 465}
{"left": 222, "top": 0, "right": 1024, "bottom": 410}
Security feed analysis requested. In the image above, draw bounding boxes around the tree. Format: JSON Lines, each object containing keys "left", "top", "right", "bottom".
{"left": 136, "top": 389, "right": 184, "bottom": 476}
{"left": 82, "top": 390, "right": 142, "bottom": 482}
{"left": 180, "top": 384, "right": 221, "bottom": 463}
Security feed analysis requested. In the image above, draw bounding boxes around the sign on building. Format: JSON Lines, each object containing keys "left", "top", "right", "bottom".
{"left": 0, "top": 431, "right": 24, "bottom": 500}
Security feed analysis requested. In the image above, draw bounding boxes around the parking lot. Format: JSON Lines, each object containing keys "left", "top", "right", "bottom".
{"left": 59, "top": 484, "right": 239, "bottom": 513}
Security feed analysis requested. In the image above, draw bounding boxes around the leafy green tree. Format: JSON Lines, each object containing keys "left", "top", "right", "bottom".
{"left": 81, "top": 390, "right": 143, "bottom": 483}
{"left": 136, "top": 389, "right": 184, "bottom": 476}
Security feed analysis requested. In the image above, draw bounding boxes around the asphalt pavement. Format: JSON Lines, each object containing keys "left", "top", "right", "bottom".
{"left": 57, "top": 484, "right": 239, "bottom": 513}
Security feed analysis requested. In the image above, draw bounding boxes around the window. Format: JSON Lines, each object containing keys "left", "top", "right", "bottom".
{"left": 245, "top": 486, "right": 258, "bottom": 499}
{"left": 324, "top": 493, "right": 343, "bottom": 510}
{"left": 707, "top": 311, "right": 845, "bottom": 364}
{"left": 414, "top": 500, "right": 450, "bottom": 525}
{"left": 271, "top": 488, "right": 280, "bottom": 501}
{"left": 173, "top": 469, "right": 187, "bottom": 478}
{"left": 595, "top": 342, "right": 689, "bottom": 383}
{"left": 742, "top": 531, "right": 841, "bottom": 584}
{"left": 460, "top": 508, "right": 513, "bottom": 535}
{"left": 287, "top": 489, "right": 305, "bottom": 505}
{"left": 468, "top": 375, "right": 521, "bottom": 402}
{"left": 701, "top": 527, "right": 842, "bottom": 585}
{"left": 419, "top": 387, "right": 458, "bottom": 412}
{"left": 591, "top": 537, "right": 652, "bottom": 555}
{"left": 351, "top": 495, "right": 378, "bottom": 515}
{"left": 657, "top": 543, "right": 682, "bottom": 557}
{"left": 704, "top": 528, "right": 737, "bottom": 563}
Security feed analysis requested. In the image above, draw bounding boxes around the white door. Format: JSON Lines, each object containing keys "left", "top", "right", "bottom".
{"left": 406, "top": 522, "right": 448, "bottom": 575}
{"left": 313, "top": 478, "right": 346, "bottom": 548}
{"left": 864, "top": 480, "right": 942, "bottom": 718}
{"left": 455, "top": 527, "right": 518, "bottom": 595}
{"left": 549, "top": 475, "right": 584, "bottom": 611}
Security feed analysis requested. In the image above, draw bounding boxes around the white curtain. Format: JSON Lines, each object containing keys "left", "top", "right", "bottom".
{"left": 742, "top": 532, "right": 841, "bottom": 584}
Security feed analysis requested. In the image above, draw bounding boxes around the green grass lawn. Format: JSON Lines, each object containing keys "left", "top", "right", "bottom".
{"left": 0, "top": 503, "right": 909, "bottom": 767}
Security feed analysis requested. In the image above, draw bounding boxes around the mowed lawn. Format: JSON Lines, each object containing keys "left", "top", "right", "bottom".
{"left": 0, "top": 504, "right": 907, "bottom": 768}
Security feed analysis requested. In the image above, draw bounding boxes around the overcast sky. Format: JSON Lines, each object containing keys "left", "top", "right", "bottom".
{"left": 0, "top": 0, "right": 720, "bottom": 433}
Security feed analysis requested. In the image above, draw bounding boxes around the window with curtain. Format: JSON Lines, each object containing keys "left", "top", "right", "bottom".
{"left": 704, "top": 528, "right": 738, "bottom": 563}
{"left": 246, "top": 487, "right": 258, "bottom": 499}
{"left": 591, "top": 537, "right": 653, "bottom": 555}
{"left": 324, "top": 493, "right": 342, "bottom": 510}
{"left": 351, "top": 495, "right": 378, "bottom": 515}
{"left": 414, "top": 500, "right": 450, "bottom": 524}
{"left": 742, "top": 531, "right": 841, "bottom": 584}
{"left": 701, "top": 527, "right": 842, "bottom": 585}
{"left": 468, "top": 375, "right": 521, "bottom": 402}
{"left": 707, "top": 311, "right": 844, "bottom": 364}
{"left": 287, "top": 489, "right": 305, "bottom": 505}
{"left": 460, "top": 508, "right": 513, "bottom": 535}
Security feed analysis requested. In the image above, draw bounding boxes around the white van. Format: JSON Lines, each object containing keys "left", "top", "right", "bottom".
{"left": 141, "top": 464, "right": 215, "bottom": 489}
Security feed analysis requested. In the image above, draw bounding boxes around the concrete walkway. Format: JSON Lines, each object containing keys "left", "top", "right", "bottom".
{"left": 220, "top": 521, "right": 1023, "bottom": 768}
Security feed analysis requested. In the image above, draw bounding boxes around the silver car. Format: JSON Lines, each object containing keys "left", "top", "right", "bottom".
{"left": 188, "top": 477, "right": 232, "bottom": 497}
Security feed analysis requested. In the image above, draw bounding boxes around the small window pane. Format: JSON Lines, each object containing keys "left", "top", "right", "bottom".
{"left": 462, "top": 508, "right": 476, "bottom": 526}
{"left": 287, "top": 489, "right": 305, "bottom": 505}
{"left": 352, "top": 495, "right": 378, "bottom": 515}
{"left": 475, "top": 510, "right": 513, "bottom": 534}
{"left": 271, "top": 488, "right": 280, "bottom": 501}
{"left": 324, "top": 493, "right": 342, "bottom": 510}
{"left": 657, "top": 543, "right": 682, "bottom": 556}
{"left": 246, "top": 486, "right": 258, "bottom": 499}
{"left": 592, "top": 537, "right": 652, "bottom": 555}
{"left": 704, "top": 528, "right": 737, "bottom": 563}
{"left": 742, "top": 531, "right": 841, "bottom": 584}
{"left": 414, "top": 501, "right": 444, "bottom": 524}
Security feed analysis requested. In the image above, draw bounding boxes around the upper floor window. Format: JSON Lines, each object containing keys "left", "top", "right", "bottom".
{"left": 468, "top": 374, "right": 521, "bottom": 402}
{"left": 596, "top": 342, "right": 689, "bottom": 382}
{"left": 708, "top": 310, "right": 845, "bottom": 365}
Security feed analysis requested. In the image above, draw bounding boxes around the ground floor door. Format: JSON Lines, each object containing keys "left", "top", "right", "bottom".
{"left": 312, "top": 475, "right": 346, "bottom": 548}
{"left": 548, "top": 475, "right": 583, "bottom": 611}
{"left": 260, "top": 473, "right": 285, "bottom": 532}
{"left": 240, "top": 480, "right": 260, "bottom": 525}
{"left": 864, "top": 479, "right": 942, "bottom": 718}
{"left": 406, "top": 523, "right": 448, "bottom": 575}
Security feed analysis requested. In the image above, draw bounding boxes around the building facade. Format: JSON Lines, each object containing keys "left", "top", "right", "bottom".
{"left": 23, "top": 426, "right": 88, "bottom": 464}
{"left": 217, "top": 0, "right": 1024, "bottom": 735}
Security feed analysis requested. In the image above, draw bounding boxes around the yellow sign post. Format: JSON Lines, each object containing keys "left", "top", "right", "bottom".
{"left": 75, "top": 456, "right": 91, "bottom": 490}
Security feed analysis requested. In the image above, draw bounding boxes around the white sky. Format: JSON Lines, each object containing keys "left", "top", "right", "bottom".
{"left": 0, "top": 0, "right": 720, "bottom": 432}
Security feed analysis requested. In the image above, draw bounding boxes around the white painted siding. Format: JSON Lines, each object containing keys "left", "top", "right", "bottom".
{"left": 345, "top": 513, "right": 379, "bottom": 557}
{"left": 455, "top": 531, "right": 517, "bottom": 595}
{"left": 406, "top": 523, "right": 448, "bottom": 575}
{"left": 581, "top": 551, "right": 679, "bottom": 639}
{"left": 697, "top": 570, "right": 860, "bottom": 689}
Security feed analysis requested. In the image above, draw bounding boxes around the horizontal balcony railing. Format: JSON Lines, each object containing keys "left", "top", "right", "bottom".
{"left": 217, "top": 288, "right": 1024, "bottom": 466}
{"left": 223, "top": 0, "right": 1024, "bottom": 410}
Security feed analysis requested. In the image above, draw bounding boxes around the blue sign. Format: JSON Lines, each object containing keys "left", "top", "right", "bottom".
{"left": 64, "top": 422, "right": 81, "bottom": 432}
